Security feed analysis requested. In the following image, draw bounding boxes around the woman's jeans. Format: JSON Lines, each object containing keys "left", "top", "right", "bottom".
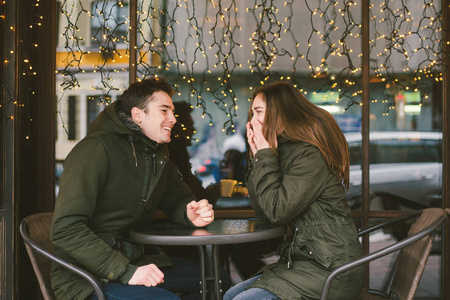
{"left": 223, "top": 275, "right": 280, "bottom": 300}
{"left": 90, "top": 257, "right": 231, "bottom": 300}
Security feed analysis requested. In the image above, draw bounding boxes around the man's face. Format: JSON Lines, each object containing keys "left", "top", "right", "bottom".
{"left": 133, "top": 91, "right": 176, "bottom": 144}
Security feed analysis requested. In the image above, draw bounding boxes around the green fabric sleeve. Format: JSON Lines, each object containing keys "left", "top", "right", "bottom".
{"left": 118, "top": 264, "right": 139, "bottom": 284}
{"left": 249, "top": 144, "right": 330, "bottom": 224}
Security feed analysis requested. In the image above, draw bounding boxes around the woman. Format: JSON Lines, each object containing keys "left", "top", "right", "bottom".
{"left": 224, "top": 82, "right": 365, "bottom": 300}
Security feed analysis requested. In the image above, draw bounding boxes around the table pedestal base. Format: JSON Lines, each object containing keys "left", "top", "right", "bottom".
{"left": 198, "top": 245, "right": 223, "bottom": 300}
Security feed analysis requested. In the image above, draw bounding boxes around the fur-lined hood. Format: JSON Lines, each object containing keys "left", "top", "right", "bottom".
{"left": 88, "top": 100, "right": 140, "bottom": 136}
{"left": 88, "top": 100, "right": 161, "bottom": 149}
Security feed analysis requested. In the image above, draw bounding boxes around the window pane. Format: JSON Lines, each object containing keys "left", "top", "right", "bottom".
{"left": 91, "top": 1, "right": 128, "bottom": 43}
{"left": 367, "top": 0, "right": 443, "bottom": 212}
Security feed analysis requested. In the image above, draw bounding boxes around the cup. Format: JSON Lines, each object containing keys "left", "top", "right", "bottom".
{"left": 220, "top": 179, "right": 237, "bottom": 197}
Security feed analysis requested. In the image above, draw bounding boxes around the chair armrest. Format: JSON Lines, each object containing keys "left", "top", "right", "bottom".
{"left": 357, "top": 211, "right": 421, "bottom": 237}
{"left": 20, "top": 220, "right": 106, "bottom": 300}
{"left": 320, "top": 213, "right": 446, "bottom": 300}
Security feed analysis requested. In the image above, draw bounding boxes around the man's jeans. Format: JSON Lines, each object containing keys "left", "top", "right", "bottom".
{"left": 223, "top": 275, "right": 280, "bottom": 300}
{"left": 91, "top": 257, "right": 231, "bottom": 300}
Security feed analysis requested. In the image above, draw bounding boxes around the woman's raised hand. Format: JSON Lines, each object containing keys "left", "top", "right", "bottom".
{"left": 246, "top": 122, "right": 258, "bottom": 155}
{"left": 249, "top": 119, "right": 270, "bottom": 152}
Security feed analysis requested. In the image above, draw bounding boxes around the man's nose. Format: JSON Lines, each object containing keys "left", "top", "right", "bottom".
{"left": 168, "top": 111, "right": 176, "bottom": 123}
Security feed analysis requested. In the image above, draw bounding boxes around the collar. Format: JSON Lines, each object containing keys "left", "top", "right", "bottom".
{"left": 115, "top": 101, "right": 158, "bottom": 148}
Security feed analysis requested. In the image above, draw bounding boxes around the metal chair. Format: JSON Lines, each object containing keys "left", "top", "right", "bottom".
{"left": 19, "top": 212, "right": 106, "bottom": 300}
{"left": 320, "top": 208, "right": 447, "bottom": 300}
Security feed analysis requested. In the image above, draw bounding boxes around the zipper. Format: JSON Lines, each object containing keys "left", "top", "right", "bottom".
{"left": 288, "top": 227, "right": 299, "bottom": 269}
{"left": 140, "top": 154, "right": 151, "bottom": 210}
{"left": 128, "top": 136, "right": 138, "bottom": 167}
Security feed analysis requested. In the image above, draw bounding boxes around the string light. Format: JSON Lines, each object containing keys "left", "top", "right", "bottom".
{"left": 1, "top": 0, "right": 44, "bottom": 137}
{"left": 53, "top": 0, "right": 444, "bottom": 137}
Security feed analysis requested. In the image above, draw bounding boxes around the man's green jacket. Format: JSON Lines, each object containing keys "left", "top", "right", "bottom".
{"left": 51, "top": 101, "right": 197, "bottom": 300}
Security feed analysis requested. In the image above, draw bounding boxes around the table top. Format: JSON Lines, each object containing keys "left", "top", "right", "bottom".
{"left": 129, "top": 219, "right": 286, "bottom": 246}
{"left": 214, "top": 197, "right": 250, "bottom": 209}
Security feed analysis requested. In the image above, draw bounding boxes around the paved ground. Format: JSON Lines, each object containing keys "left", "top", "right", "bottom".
{"left": 370, "top": 233, "right": 442, "bottom": 300}
{"left": 369, "top": 249, "right": 441, "bottom": 299}
{"left": 412, "top": 254, "right": 441, "bottom": 299}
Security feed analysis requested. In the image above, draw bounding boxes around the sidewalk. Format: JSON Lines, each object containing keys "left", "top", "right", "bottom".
{"left": 228, "top": 234, "right": 443, "bottom": 299}
{"left": 370, "top": 250, "right": 441, "bottom": 299}
{"left": 370, "top": 233, "right": 441, "bottom": 299}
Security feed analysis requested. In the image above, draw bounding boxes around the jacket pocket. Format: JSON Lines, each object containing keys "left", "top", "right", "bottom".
{"left": 97, "top": 232, "right": 143, "bottom": 263}
{"left": 293, "top": 241, "right": 334, "bottom": 269}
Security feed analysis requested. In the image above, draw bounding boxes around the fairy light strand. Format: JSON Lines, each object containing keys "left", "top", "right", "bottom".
{"left": 56, "top": 0, "right": 443, "bottom": 135}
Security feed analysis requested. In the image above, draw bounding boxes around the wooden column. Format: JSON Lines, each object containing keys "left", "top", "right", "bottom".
{"left": 14, "top": 0, "right": 56, "bottom": 298}
{"left": 443, "top": 1, "right": 450, "bottom": 299}
{"left": 361, "top": 0, "right": 371, "bottom": 294}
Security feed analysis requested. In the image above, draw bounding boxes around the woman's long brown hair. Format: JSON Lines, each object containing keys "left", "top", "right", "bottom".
{"left": 249, "top": 82, "right": 350, "bottom": 189}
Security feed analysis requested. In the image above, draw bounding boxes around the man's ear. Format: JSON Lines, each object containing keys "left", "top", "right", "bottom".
{"left": 131, "top": 107, "right": 142, "bottom": 124}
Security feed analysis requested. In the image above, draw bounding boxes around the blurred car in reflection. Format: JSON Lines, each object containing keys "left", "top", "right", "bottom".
{"left": 345, "top": 131, "right": 442, "bottom": 211}
{"left": 192, "top": 158, "right": 222, "bottom": 187}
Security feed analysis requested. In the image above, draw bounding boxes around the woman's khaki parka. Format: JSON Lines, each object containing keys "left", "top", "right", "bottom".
{"left": 247, "top": 137, "right": 365, "bottom": 300}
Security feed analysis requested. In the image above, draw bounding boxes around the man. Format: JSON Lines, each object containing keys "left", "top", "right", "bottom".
{"left": 51, "top": 78, "right": 229, "bottom": 300}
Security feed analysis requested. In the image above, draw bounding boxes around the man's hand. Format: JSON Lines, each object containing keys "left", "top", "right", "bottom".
{"left": 186, "top": 199, "right": 214, "bottom": 227}
{"left": 128, "top": 264, "right": 164, "bottom": 287}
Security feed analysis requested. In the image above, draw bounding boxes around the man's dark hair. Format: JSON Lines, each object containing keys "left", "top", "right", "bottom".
{"left": 120, "top": 77, "right": 174, "bottom": 116}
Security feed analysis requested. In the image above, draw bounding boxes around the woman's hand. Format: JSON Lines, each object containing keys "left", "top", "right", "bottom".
{"left": 246, "top": 122, "right": 258, "bottom": 155}
{"left": 128, "top": 264, "right": 164, "bottom": 286}
{"left": 186, "top": 199, "right": 214, "bottom": 227}
{"left": 248, "top": 119, "right": 274, "bottom": 153}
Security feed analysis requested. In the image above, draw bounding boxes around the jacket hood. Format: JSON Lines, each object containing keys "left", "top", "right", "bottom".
{"left": 88, "top": 100, "right": 134, "bottom": 137}
{"left": 88, "top": 100, "right": 159, "bottom": 145}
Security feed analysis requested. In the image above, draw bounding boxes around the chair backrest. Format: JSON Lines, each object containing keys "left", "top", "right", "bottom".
{"left": 389, "top": 208, "right": 447, "bottom": 300}
{"left": 21, "top": 213, "right": 106, "bottom": 300}
{"left": 20, "top": 212, "right": 56, "bottom": 300}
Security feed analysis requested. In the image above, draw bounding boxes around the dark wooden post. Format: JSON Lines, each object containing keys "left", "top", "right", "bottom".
{"left": 443, "top": 1, "right": 450, "bottom": 299}
{"left": 14, "top": 0, "right": 56, "bottom": 298}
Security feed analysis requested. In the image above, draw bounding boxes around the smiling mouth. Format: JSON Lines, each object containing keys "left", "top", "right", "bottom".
{"left": 163, "top": 127, "right": 172, "bottom": 133}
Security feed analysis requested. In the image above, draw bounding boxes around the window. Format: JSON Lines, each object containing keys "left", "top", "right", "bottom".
{"left": 370, "top": 138, "right": 441, "bottom": 164}
{"left": 87, "top": 95, "right": 107, "bottom": 128}
{"left": 347, "top": 133, "right": 442, "bottom": 165}
{"left": 91, "top": 0, "right": 128, "bottom": 46}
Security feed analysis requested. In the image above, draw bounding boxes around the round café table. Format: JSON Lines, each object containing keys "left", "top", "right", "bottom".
{"left": 128, "top": 219, "right": 286, "bottom": 300}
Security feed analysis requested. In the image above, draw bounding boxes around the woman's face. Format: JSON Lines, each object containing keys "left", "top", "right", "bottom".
{"left": 251, "top": 94, "right": 266, "bottom": 125}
